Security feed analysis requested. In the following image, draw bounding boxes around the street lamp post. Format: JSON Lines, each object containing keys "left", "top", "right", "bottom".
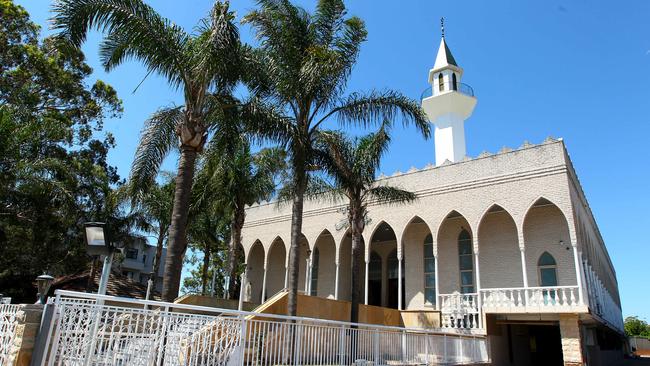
{"left": 84, "top": 222, "right": 125, "bottom": 296}
{"left": 35, "top": 274, "right": 54, "bottom": 305}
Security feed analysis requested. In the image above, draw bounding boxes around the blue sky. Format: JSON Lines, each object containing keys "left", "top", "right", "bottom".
{"left": 18, "top": 1, "right": 650, "bottom": 320}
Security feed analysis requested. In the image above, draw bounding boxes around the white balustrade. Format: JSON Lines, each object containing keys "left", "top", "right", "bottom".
{"left": 439, "top": 292, "right": 480, "bottom": 330}
{"left": 0, "top": 304, "right": 21, "bottom": 364}
{"left": 40, "top": 290, "right": 490, "bottom": 366}
{"left": 584, "top": 264, "right": 624, "bottom": 333}
{"left": 480, "top": 286, "right": 581, "bottom": 313}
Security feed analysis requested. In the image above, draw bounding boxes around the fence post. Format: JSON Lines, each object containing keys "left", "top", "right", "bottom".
{"left": 338, "top": 325, "right": 345, "bottom": 366}
{"left": 30, "top": 303, "right": 55, "bottom": 366}
{"left": 373, "top": 331, "right": 379, "bottom": 364}
{"left": 443, "top": 334, "right": 447, "bottom": 364}
{"left": 239, "top": 315, "right": 248, "bottom": 366}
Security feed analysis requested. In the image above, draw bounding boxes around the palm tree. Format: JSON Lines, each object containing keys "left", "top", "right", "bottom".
{"left": 52, "top": 0, "right": 242, "bottom": 300}
{"left": 127, "top": 173, "right": 175, "bottom": 290}
{"left": 242, "top": 0, "right": 430, "bottom": 316}
{"left": 317, "top": 125, "right": 416, "bottom": 323}
{"left": 194, "top": 141, "right": 286, "bottom": 299}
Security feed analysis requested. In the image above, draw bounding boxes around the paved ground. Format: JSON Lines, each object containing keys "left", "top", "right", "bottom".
{"left": 624, "top": 357, "right": 650, "bottom": 366}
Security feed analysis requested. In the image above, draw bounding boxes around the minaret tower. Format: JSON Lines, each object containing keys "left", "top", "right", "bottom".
{"left": 422, "top": 19, "right": 477, "bottom": 166}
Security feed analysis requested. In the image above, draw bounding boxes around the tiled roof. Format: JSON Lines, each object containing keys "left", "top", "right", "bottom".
{"left": 50, "top": 269, "right": 160, "bottom": 300}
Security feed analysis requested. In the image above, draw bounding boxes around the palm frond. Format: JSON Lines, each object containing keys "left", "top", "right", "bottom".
{"left": 52, "top": 0, "right": 190, "bottom": 88}
{"left": 128, "top": 107, "right": 183, "bottom": 201}
{"left": 367, "top": 185, "right": 416, "bottom": 206}
{"left": 317, "top": 90, "right": 431, "bottom": 138}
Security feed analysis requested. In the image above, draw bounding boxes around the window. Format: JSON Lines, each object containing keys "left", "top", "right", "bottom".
{"left": 310, "top": 248, "right": 319, "bottom": 296}
{"left": 452, "top": 73, "right": 458, "bottom": 91}
{"left": 423, "top": 234, "right": 436, "bottom": 306}
{"left": 142, "top": 254, "right": 147, "bottom": 264}
{"left": 125, "top": 248, "right": 138, "bottom": 260}
{"left": 538, "top": 252, "right": 558, "bottom": 287}
{"left": 458, "top": 230, "right": 474, "bottom": 293}
{"left": 438, "top": 73, "right": 444, "bottom": 92}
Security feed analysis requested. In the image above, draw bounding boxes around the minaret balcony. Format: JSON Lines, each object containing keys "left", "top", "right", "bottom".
{"left": 420, "top": 82, "right": 475, "bottom": 100}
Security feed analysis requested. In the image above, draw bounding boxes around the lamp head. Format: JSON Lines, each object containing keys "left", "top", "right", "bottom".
{"left": 36, "top": 274, "right": 54, "bottom": 304}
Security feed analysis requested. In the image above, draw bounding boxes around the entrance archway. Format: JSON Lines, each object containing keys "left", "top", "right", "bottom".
{"left": 369, "top": 222, "right": 399, "bottom": 309}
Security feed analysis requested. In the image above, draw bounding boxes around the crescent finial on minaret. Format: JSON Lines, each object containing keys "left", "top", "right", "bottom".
{"left": 441, "top": 17, "right": 445, "bottom": 38}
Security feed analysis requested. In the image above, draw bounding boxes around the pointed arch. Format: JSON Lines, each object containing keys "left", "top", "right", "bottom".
{"left": 477, "top": 204, "right": 522, "bottom": 288}
{"left": 246, "top": 240, "right": 265, "bottom": 304}
{"left": 265, "top": 237, "right": 287, "bottom": 299}
{"left": 523, "top": 197, "right": 575, "bottom": 287}
{"left": 438, "top": 72, "right": 444, "bottom": 92}
{"left": 401, "top": 215, "right": 434, "bottom": 308}
{"left": 245, "top": 239, "right": 264, "bottom": 262}
{"left": 436, "top": 210, "right": 474, "bottom": 294}
{"left": 312, "top": 229, "right": 336, "bottom": 298}
{"left": 538, "top": 252, "right": 558, "bottom": 287}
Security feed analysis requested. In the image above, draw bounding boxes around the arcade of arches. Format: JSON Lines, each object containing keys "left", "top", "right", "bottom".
{"left": 243, "top": 199, "right": 578, "bottom": 310}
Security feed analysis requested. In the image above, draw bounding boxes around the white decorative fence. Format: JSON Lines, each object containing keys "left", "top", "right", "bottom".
{"left": 40, "top": 290, "right": 489, "bottom": 366}
{"left": 439, "top": 293, "right": 481, "bottom": 330}
{"left": 0, "top": 304, "right": 21, "bottom": 364}
{"left": 480, "top": 286, "right": 582, "bottom": 313}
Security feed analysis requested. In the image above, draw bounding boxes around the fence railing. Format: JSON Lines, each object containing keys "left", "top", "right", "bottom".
{"left": 439, "top": 292, "right": 480, "bottom": 330}
{"left": 584, "top": 264, "right": 624, "bottom": 333}
{"left": 40, "top": 290, "right": 489, "bottom": 366}
{"left": 480, "top": 286, "right": 582, "bottom": 312}
{"left": 420, "top": 82, "right": 475, "bottom": 99}
{"left": 0, "top": 304, "right": 21, "bottom": 364}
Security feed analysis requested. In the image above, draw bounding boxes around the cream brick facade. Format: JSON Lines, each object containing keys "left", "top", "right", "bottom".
{"left": 240, "top": 139, "right": 624, "bottom": 363}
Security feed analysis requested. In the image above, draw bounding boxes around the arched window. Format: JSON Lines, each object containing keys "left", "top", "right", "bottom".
{"left": 458, "top": 230, "right": 474, "bottom": 293}
{"left": 438, "top": 73, "right": 444, "bottom": 92}
{"left": 423, "top": 234, "right": 436, "bottom": 306}
{"left": 538, "top": 252, "right": 558, "bottom": 287}
{"left": 310, "top": 248, "right": 319, "bottom": 296}
{"left": 452, "top": 73, "right": 458, "bottom": 91}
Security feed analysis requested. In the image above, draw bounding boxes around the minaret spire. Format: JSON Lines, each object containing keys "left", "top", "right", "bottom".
{"left": 421, "top": 28, "right": 477, "bottom": 166}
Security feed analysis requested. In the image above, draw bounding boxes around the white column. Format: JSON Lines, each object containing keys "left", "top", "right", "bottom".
{"left": 238, "top": 270, "right": 247, "bottom": 311}
{"left": 519, "top": 246, "right": 529, "bottom": 287}
{"left": 334, "top": 262, "right": 340, "bottom": 300}
{"left": 519, "top": 245, "right": 529, "bottom": 306}
{"left": 398, "top": 254, "right": 403, "bottom": 310}
{"left": 364, "top": 259, "right": 369, "bottom": 305}
{"left": 572, "top": 244, "right": 584, "bottom": 305}
{"left": 473, "top": 249, "right": 482, "bottom": 329}
{"left": 261, "top": 266, "right": 267, "bottom": 302}
{"left": 434, "top": 253, "right": 440, "bottom": 311}
{"left": 284, "top": 266, "right": 288, "bottom": 289}
{"left": 304, "top": 257, "right": 311, "bottom": 293}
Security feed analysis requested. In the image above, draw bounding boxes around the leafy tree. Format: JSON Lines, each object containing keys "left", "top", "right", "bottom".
{"left": 317, "top": 125, "right": 416, "bottom": 323}
{"left": 625, "top": 316, "right": 650, "bottom": 338}
{"left": 184, "top": 199, "right": 231, "bottom": 296}
{"left": 126, "top": 173, "right": 175, "bottom": 290}
{"left": 52, "top": 0, "right": 244, "bottom": 301}
{"left": 195, "top": 141, "right": 286, "bottom": 299}
{"left": 243, "top": 0, "right": 430, "bottom": 315}
{"left": 0, "top": 0, "right": 123, "bottom": 302}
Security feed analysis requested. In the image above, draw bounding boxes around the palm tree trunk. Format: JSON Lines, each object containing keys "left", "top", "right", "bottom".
{"left": 228, "top": 207, "right": 245, "bottom": 299}
{"left": 287, "top": 170, "right": 307, "bottom": 317}
{"left": 201, "top": 244, "right": 211, "bottom": 295}
{"left": 161, "top": 145, "right": 198, "bottom": 301}
{"left": 151, "top": 225, "right": 165, "bottom": 290}
{"left": 350, "top": 203, "right": 365, "bottom": 324}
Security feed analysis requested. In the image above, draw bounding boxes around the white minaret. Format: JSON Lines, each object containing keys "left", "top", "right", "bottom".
{"left": 422, "top": 19, "right": 477, "bottom": 166}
